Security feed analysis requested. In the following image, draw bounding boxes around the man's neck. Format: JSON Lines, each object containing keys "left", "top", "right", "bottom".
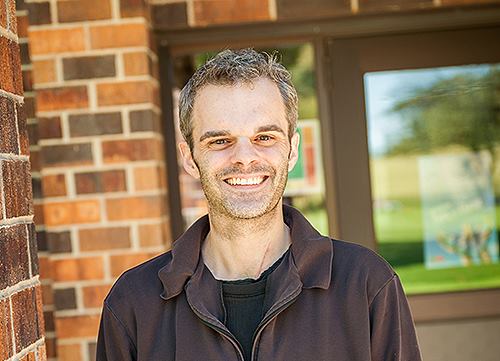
{"left": 202, "top": 202, "right": 291, "bottom": 281}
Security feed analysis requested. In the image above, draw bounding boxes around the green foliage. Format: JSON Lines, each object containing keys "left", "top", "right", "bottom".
{"left": 388, "top": 67, "right": 500, "bottom": 156}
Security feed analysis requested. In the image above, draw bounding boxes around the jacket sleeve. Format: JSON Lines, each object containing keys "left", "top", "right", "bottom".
{"left": 369, "top": 275, "right": 422, "bottom": 361}
{"left": 96, "top": 302, "right": 137, "bottom": 361}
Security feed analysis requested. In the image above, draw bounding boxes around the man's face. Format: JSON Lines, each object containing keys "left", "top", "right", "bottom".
{"left": 179, "top": 77, "right": 300, "bottom": 219}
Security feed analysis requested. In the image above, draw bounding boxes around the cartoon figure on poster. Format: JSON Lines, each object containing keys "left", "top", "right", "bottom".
{"left": 419, "top": 152, "right": 499, "bottom": 268}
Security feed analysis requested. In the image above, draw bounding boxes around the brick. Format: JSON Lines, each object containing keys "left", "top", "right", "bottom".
{"left": 36, "top": 86, "right": 88, "bottom": 111}
{"left": 54, "top": 288, "right": 77, "bottom": 310}
{"left": 79, "top": 226, "right": 131, "bottom": 251}
{"left": 120, "top": 0, "right": 148, "bottom": 18}
{"left": 7, "top": 0, "right": 16, "bottom": 34}
{"left": 37, "top": 230, "right": 47, "bottom": 252}
{"left": 16, "top": 103, "right": 29, "bottom": 155}
{"left": 56, "top": 315, "right": 100, "bottom": 339}
{"left": 38, "top": 343, "right": 47, "bottom": 361}
{"left": 138, "top": 222, "right": 168, "bottom": 247}
{"left": 69, "top": 112, "right": 122, "bottom": 137}
{"left": 123, "top": 51, "right": 151, "bottom": 76}
{"left": 63, "top": 55, "right": 116, "bottom": 80}
{"left": 17, "top": 15, "right": 29, "bottom": 38}
{"left": 52, "top": 257, "right": 104, "bottom": 282}
{"left": 277, "top": 0, "right": 350, "bottom": 20}
{"left": 75, "top": 169, "right": 126, "bottom": 194}
{"left": 39, "top": 116, "right": 62, "bottom": 139}
{"left": 21, "top": 351, "right": 36, "bottom": 361}
{"left": 27, "top": 123, "right": 38, "bottom": 147}
{"left": 41, "top": 284, "right": 54, "bottom": 306}
{"left": 82, "top": 284, "right": 111, "bottom": 308}
{"left": 43, "top": 311, "right": 54, "bottom": 333}
{"left": 26, "top": 1, "right": 51, "bottom": 25}
{"left": 35, "top": 284, "right": 45, "bottom": 336}
{"left": 110, "top": 252, "right": 154, "bottom": 277}
{"left": 130, "top": 109, "right": 161, "bottom": 132}
{"left": 42, "top": 174, "right": 67, "bottom": 197}
{"left": 33, "top": 59, "right": 57, "bottom": 84}
{"left": 134, "top": 165, "right": 164, "bottom": 191}
{"left": 28, "top": 223, "right": 39, "bottom": 276}
{"left": 88, "top": 342, "right": 97, "bottom": 361}
{"left": 33, "top": 203, "right": 44, "bottom": 224}
{"left": 44, "top": 199, "right": 100, "bottom": 226}
{"left": 2, "top": 160, "right": 33, "bottom": 218}
{"left": 22, "top": 69, "right": 33, "bottom": 91}
{"left": 41, "top": 143, "right": 93, "bottom": 167}
{"left": 23, "top": 96, "right": 35, "bottom": 119}
{"left": 0, "top": 298, "right": 13, "bottom": 360}
{"left": 0, "top": 0, "right": 6, "bottom": 28}
{"left": 106, "top": 195, "right": 165, "bottom": 220}
{"left": 102, "top": 138, "right": 161, "bottom": 163}
{"left": 193, "top": 0, "right": 270, "bottom": 26}
{"left": 0, "top": 37, "right": 12, "bottom": 92}
{"left": 58, "top": 0, "right": 112, "bottom": 22}
{"left": 32, "top": 177, "right": 42, "bottom": 199}
{"left": 0, "top": 224, "right": 30, "bottom": 288}
{"left": 38, "top": 256, "right": 52, "bottom": 280}
{"left": 97, "top": 81, "right": 154, "bottom": 106}
{"left": 359, "top": 0, "right": 433, "bottom": 12}
{"left": 151, "top": 3, "right": 188, "bottom": 29}
{"left": 57, "top": 343, "right": 82, "bottom": 361}
{"left": 47, "top": 231, "right": 72, "bottom": 253}
{"left": 90, "top": 23, "right": 148, "bottom": 49}
{"left": 29, "top": 27, "right": 85, "bottom": 55}
{"left": 11, "top": 287, "right": 41, "bottom": 352}
{"left": 9, "top": 41, "right": 23, "bottom": 95}
{"left": 20, "top": 42, "right": 30, "bottom": 66}
{"left": 0, "top": 97, "right": 19, "bottom": 154}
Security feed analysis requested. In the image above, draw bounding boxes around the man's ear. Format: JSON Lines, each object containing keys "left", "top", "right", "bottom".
{"left": 288, "top": 131, "right": 300, "bottom": 172}
{"left": 178, "top": 141, "right": 200, "bottom": 179}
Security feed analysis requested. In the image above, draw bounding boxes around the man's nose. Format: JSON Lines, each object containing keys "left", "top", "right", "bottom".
{"left": 230, "top": 138, "right": 259, "bottom": 166}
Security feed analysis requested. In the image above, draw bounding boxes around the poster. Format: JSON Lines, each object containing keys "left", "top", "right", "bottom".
{"left": 419, "top": 152, "right": 499, "bottom": 268}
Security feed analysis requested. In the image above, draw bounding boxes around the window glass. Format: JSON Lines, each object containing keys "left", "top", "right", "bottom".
{"left": 173, "top": 44, "right": 328, "bottom": 235}
{"left": 364, "top": 64, "right": 500, "bottom": 294}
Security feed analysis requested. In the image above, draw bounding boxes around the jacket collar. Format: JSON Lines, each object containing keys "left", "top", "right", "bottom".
{"left": 158, "top": 204, "right": 333, "bottom": 300}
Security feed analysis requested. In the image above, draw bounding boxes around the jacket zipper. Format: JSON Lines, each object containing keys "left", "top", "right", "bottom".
{"left": 250, "top": 286, "right": 302, "bottom": 361}
{"left": 189, "top": 304, "right": 246, "bottom": 361}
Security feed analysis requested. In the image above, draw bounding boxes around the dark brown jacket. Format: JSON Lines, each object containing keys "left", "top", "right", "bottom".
{"left": 97, "top": 205, "right": 422, "bottom": 361}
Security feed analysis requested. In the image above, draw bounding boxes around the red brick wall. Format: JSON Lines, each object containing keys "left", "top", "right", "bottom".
{"left": 21, "top": 0, "right": 170, "bottom": 360}
{"left": 0, "top": 0, "right": 46, "bottom": 360}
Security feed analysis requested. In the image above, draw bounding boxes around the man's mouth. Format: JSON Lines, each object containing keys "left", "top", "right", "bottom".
{"left": 223, "top": 176, "right": 268, "bottom": 186}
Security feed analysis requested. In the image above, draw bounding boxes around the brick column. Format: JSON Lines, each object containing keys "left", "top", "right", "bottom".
{"left": 25, "top": 0, "right": 170, "bottom": 360}
{"left": 0, "top": 0, "right": 46, "bottom": 360}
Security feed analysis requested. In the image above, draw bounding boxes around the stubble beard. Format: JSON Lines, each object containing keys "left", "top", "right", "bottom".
{"left": 196, "top": 159, "right": 290, "bottom": 220}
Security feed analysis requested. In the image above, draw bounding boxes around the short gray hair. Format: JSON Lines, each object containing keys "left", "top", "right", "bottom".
{"left": 179, "top": 49, "right": 298, "bottom": 151}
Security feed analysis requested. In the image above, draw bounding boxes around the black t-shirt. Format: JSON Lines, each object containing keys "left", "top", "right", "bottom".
{"left": 221, "top": 252, "right": 287, "bottom": 361}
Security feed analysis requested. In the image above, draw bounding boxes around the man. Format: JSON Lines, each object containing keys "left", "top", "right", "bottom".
{"left": 96, "top": 49, "right": 422, "bottom": 361}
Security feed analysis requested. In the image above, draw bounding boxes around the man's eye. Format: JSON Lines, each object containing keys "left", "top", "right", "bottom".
{"left": 212, "top": 139, "right": 229, "bottom": 145}
{"left": 257, "top": 135, "right": 272, "bottom": 142}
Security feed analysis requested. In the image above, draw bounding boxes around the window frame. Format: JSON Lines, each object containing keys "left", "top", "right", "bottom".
{"left": 156, "top": 7, "right": 500, "bottom": 321}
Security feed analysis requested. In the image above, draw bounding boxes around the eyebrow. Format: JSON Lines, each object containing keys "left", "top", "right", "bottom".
{"left": 199, "top": 124, "right": 286, "bottom": 142}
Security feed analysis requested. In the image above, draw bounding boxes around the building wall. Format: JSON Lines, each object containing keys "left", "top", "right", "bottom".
{"left": 13, "top": 0, "right": 500, "bottom": 361}
{"left": 0, "top": 0, "right": 46, "bottom": 360}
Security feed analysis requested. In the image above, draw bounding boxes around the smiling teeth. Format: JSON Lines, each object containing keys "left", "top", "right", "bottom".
{"left": 226, "top": 177, "right": 264, "bottom": 186}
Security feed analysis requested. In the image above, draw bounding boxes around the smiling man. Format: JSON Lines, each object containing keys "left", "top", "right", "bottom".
{"left": 96, "top": 49, "right": 422, "bottom": 361}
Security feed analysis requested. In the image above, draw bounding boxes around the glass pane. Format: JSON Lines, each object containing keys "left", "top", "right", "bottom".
{"left": 364, "top": 64, "right": 500, "bottom": 295}
{"left": 173, "top": 44, "right": 328, "bottom": 235}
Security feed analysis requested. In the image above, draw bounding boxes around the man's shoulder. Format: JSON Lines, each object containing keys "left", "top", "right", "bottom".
{"left": 330, "top": 238, "right": 396, "bottom": 297}
{"left": 105, "top": 250, "right": 173, "bottom": 307}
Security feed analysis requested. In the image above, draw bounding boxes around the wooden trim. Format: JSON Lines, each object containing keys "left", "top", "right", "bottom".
{"left": 410, "top": 288, "right": 500, "bottom": 322}
{"left": 158, "top": 46, "right": 185, "bottom": 240}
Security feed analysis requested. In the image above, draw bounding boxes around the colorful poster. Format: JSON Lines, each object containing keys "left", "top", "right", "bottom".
{"left": 285, "top": 119, "right": 323, "bottom": 196}
{"left": 419, "top": 152, "right": 499, "bottom": 268}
